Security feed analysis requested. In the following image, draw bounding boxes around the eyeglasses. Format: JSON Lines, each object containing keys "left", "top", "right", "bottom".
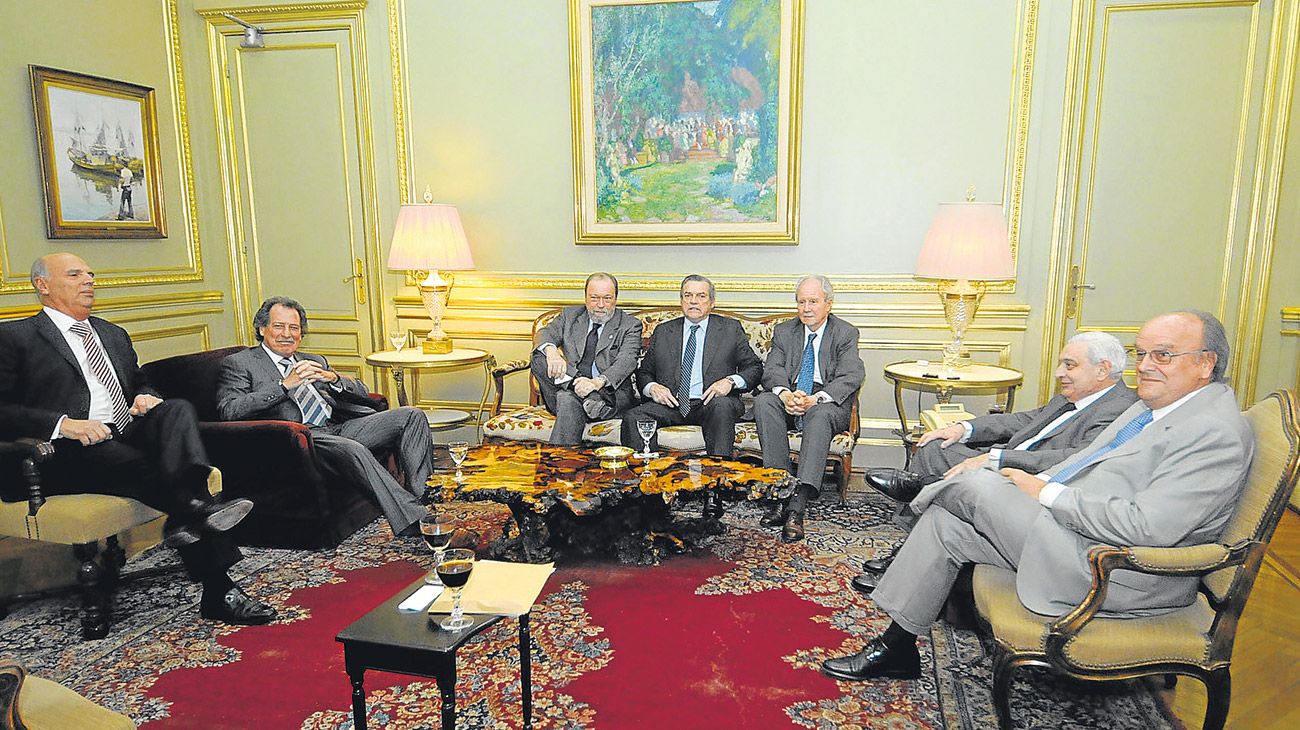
{"left": 1129, "top": 348, "right": 1209, "bottom": 365}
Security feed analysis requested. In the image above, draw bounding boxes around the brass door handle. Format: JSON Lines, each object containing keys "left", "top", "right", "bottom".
{"left": 1065, "top": 265, "right": 1094, "bottom": 319}
{"left": 344, "top": 258, "right": 366, "bottom": 304}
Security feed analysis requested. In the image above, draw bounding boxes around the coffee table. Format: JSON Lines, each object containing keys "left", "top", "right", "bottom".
{"left": 429, "top": 442, "right": 795, "bottom": 564}
{"left": 335, "top": 577, "right": 532, "bottom": 730}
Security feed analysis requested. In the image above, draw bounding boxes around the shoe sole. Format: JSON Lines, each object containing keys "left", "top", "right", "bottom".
{"left": 199, "top": 609, "right": 276, "bottom": 626}
{"left": 820, "top": 665, "right": 921, "bottom": 681}
{"left": 205, "top": 500, "right": 253, "bottom": 532}
{"left": 162, "top": 527, "right": 200, "bottom": 548}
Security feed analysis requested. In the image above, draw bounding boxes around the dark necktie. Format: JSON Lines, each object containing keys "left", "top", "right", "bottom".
{"left": 68, "top": 320, "right": 132, "bottom": 427}
{"left": 576, "top": 323, "right": 601, "bottom": 379}
{"left": 1023, "top": 402, "right": 1076, "bottom": 450}
{"left": 677, "top": 324, "right": 700, "bottom": 416}
{"left": 1052, "top": 409, "right": 1154, "bottom": 483}
{"left": 795, "top": 332, "right": 816, "bottom": 430}
{"left": 280, "top": 357, "right": 332, "bottom": 426}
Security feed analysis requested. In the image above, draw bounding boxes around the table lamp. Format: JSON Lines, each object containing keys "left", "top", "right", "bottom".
{"left": 387, "top": 188, "right": 475, "bottom": 354}
{"left": 914, "top": 197, "right": 1014, "bottom": 369}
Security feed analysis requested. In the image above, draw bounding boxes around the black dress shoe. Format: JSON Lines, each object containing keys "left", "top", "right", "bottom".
{"left": 200, "top": 586, "right": 277, "bottom": 625}
{"left": 781, "top": 511, "right": 805, "bottom": 542}
{"left": 702, "top": 492, "right": 724, "bottom": 520}
{"left": 864, "top": 468, "right": 926, "bottom": 503}
{"left": 861, "top": 556, "right": 892, "bottom": 574}
{"left": 162, "top": 498, "right": 254, "bottom": 547}
{"left": 851, "top": 572, "right": 880, "bottom": 595}
{"left": 759, "top": 503, "right": 786, "bottom": 527}
{"left": 821, "top": 637, "right": 921, "bottom": 681}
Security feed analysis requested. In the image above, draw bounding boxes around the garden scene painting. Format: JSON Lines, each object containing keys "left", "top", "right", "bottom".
{"left": 590, "top": 0, "right": 785, "bottom": 226}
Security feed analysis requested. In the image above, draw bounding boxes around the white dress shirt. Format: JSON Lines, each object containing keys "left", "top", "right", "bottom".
{"left": 44, "top": 307, "right": 120, "bottom": 438}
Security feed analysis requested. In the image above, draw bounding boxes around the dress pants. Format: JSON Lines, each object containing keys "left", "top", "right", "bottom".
{"left": 870, "top": 468, "right": 1042, "bottom": 635}
{"left": 311, "top": 406, "right": 432, "bottom": 534}
{"left": 752, "top": 391, "right": 851, "bottom": 486}
{"left": 619, "top": 396, "right": 743, "bottom": 457}
{"left": 35, "top": 398, "right": 240, "bottom": 584}
{"left": 530, "top": 350, "right": 633, "bottom": 445}
{"left": 910, "top": 440, "right": 987, "bottom": 483}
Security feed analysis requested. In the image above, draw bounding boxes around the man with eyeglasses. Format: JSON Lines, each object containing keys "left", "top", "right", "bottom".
{"left": 822, "top": 310, "right": 1252, "bottom": 682}
{"left": 619, "top": 274, "right": 762, "bottom": 466}
{"left": 532, "top": 272, "right": 643, "bottom": 444}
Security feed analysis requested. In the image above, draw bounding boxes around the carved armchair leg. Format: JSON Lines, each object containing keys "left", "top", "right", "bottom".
{"left": 1202, "top": 668, "right": 1232, "bottom": 730}
{"left": 990, "top": 652, "right": 1016, "bottom": 730}
{"left": 103, "top": 535, "right": 126, "bottom": 587}
{"left": 73, "top": 541, "right": 110, "bottom": 641}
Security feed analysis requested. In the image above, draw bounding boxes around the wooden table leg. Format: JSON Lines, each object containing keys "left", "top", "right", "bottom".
{"left": 347, "top": 667, "right": 367, "bottom": 730}
{"left": 520, "top": 613, "right": 533, "bottom": 729}
{"left": 391, "top": 366, "right": 410, "bottom": 407}
{"left": 440, "top": 656, "right": 456, "bottom": 730}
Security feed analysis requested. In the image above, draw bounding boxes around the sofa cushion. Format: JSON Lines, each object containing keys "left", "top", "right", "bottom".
{"left": 482, "top": 406, "right": 622, "bottom": 445}
{"left": 0, "top": 494, "right": 164, "bottom": 545}
{"left": 140, "top": 346, "right": 246, "bottom": 421}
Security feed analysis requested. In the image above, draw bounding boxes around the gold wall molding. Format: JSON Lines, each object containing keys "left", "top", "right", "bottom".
{"left": 128, "top": 323, "right": 211, "bottom": 348}
{"left": 1282, "top": 306, "right": 1300, "bottom": 336}
{"left": 0, "top": 291, "right": 224, "bottom": 321}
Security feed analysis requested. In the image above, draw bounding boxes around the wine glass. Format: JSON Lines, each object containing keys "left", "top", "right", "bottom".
{"left": 635, "top": 418, "right": 658, "bottom": 459}
{"left": 448, "top": 440, "right": 470, "bottom": 482}
{"left": 436, "top": 548, "right": 476, "bottom": 631}
{"left": 389, "top": 330, "right": 407, "bottom": 352}
{"left": 419, "top": 513, "right": 453, "bottom": 585}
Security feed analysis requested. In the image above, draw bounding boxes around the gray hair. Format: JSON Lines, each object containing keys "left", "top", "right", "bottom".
{"left": 585, "top": 272, "right": 619, "bottom": 296}
{"left": 29, "top": 257, "right": 49, "bottom": 285}
{"left": 1066, "top": 331, "right": 1126, "bottom": 375}
{"left": 1179, "top": 309, "right": 1231, "bottom": 383}
{"left": 252, "top": 296, "right": 309, "bottom": 342}
{"left": 680, "top": 274, "right": 715, "bottom": 301}
{"left": 795, "top": 274, "right": 833, "bottom": 302}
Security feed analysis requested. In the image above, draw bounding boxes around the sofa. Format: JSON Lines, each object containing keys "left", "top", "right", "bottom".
{"left": 483, "top": 307, "right": 860, "bottom": 498}
{"left": 140, "top": 346, "right": 383, "bottom": 549}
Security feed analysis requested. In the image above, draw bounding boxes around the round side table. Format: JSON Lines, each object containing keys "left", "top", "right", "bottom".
{"left": 883, "top": 360, "right": 1023, "bottom": 455}
{"left": 365, "top": 348, "right": 495, "bottom": 432}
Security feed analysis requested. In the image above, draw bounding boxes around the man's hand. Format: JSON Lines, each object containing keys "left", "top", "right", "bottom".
{"left": 60, "top": 418, "right": 112, "bottom": 445}
{"left": 943, "top": 453, "right": 990, "bottom": 479}
{"left": 283, "top": 360, "right": 331, "bottom": 389}
{"left": 1000, "top": 467, "right": 1047, "bottom": 499}
{"left": 779, "top": 389, "right": 812, "bottom": 416}
{"left": 129, "top": 393, "right": 163, "bottom": 416}
{"left": 647, "top": 382, "right": 678, "bottom": 407}
{"left": 573, "top": 376, "right": 605, "bottom": 398}
{"left": 702, "top": 377, "right": 734, "bottom": 404}
{"left": 917, "top": 423, "right": 966, "bottom": 448}
{"left": 545, "top": 348, "right": 569, "bottom": 380}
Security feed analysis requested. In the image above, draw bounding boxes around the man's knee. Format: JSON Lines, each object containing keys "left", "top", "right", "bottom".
{"left": 152, "top": 398, "right": 198, "bottom": 423}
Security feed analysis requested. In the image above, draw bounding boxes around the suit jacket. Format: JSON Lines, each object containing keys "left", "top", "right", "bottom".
{"left": 216, "top": 346, "right": 375, "bottom": 423}
{"left": 760, "top": 314, "right": 864, "bottom": 405}
{"left": 635, "top": 313, "right": 762, "bottom": 401}
{"left": 968, "top": 382, "right": 1138, "bottom": 473}
{"left": 535, "top": 305, "right": 642, "bottom": 399}
{"left": 0, "top": 311, "right": 156, "bottom": 439}
{"left": 1016, "top": 382, "right": 1253, "bottom": 616}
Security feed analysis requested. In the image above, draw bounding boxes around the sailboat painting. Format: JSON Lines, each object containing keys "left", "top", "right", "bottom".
{"left": 30, "top": 66, "right": 166, "bottom": 238}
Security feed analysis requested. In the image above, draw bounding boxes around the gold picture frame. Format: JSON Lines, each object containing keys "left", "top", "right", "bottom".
{"left": 569, "top": 0, "right": 804, "bottom": 245}
{"left": 30, "top": 65, "right": 167, "bottom": 239}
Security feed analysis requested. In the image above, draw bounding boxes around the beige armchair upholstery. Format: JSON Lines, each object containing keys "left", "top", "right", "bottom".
{"left": 483, "top": 306, "right": 860, "bottom": 499}
{"left": 1, "top": 657, "right": 135, "bottom": 729}
{"left": 972, "top": 389, "right": 1299, "bottom": 730}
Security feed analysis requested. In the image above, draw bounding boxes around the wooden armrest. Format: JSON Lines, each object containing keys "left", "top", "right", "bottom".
{"left": 0, "top": 439, "right": 54, "bottom": 516}
{"left": 491, "top": 358, "right": 531, "bottom": 416}
{"left": 0, "top": 658, "right": 27, "bottom": 725}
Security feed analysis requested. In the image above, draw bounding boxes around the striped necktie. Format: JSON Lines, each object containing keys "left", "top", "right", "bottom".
{"left": 280, "top": 357, "right": 332, "bottom": 427}
{"left": 1052, "top": 408, "right": 1154, "bottom": 483}
{"left": 677, "top": 325, "right": 700, "bottom": 416}
{"left": 68, "top": 320, "right": 132, "bottom": 427}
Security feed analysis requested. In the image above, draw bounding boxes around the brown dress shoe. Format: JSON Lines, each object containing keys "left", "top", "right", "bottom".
{"left": 781, "top": 511, "right": 805, "bottom": 542}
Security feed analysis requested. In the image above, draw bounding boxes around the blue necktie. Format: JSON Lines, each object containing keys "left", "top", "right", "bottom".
{"left": 1052, "top": 408, "right": 1153, "bottom": 483}
{"left": 677, "top": 324, "right": 699, "bottom": 416}
{"left": 795, "top": 333, "right": 816, "bottom": 430}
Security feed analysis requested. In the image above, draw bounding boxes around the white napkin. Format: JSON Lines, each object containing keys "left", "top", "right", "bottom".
{"left": 398, "top": 583, "right": 443, "bottom": 612}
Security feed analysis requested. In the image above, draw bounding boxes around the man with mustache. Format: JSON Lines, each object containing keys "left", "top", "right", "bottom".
{"left": 216, "top": 297, "right": 430, "bottom": 538}
{"left": 532, "top": 272, "right": 643, "bottom": 444}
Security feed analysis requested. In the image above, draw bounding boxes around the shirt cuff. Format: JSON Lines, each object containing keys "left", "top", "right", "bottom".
{"left": 536, "top": 342, "right": 556, "bottom": 354}
{"left": 51, "top": 415, "right": 66, "bottom": 440}
{"left": 1038, "top": 482, "right": 1067, "bottom": 507}
{"left": 814, "top": 391, "right": 833, "bottom": 404}
{"left": 642, "top": 382, "right": 657, "bottom": 398}
{"left": 772, "top": 386, "right": 789, "bottom": 396}
{"left": 729, "top": 374, "right": 746, "bottom": 390}
{"left": 960, "top": 421, "right": 974, "bottom": 442}
{"left": 987, "top": 448, "right": 1002, "bottom": 467}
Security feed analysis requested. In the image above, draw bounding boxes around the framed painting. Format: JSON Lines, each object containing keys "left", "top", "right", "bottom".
{"left": 569, "top": 0, "right": 804, "bottom": 245}
{"left": 30, "top": 65, "right": 167, "bottom": 239}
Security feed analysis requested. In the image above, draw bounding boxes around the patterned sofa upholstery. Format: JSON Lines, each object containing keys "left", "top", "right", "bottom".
{"left": 483, "top": 307, "right": 859, "bottom": 498}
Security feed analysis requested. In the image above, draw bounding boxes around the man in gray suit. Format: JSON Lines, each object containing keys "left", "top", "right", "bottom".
{"left": 754, "top": 275, "right": 864, "bottom": 542}
{"left": 216, "top": 297, "right": 430, "bottom": 538}
{"left": 822, "top": 311, "right": 1253, "bottom": 681}
{"left": 532, "top": 272, "right": 642, "bottom": 444}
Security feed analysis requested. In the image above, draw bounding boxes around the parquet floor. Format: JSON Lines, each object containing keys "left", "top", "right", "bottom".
{"left": 1164, "top": 508, "right": 1300, "bottom": 729}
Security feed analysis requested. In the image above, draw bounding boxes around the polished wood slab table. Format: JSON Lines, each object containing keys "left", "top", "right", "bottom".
{"left": 430, "top": 442, "right": 795, "bottom": 564}
{"left": 335, "top": 577, "right": 531, "bottom": 730}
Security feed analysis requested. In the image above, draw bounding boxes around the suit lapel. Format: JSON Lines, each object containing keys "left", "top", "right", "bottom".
{"left": 815, "top": 318, "right": 836, "bottom": 382}
{"left": 568, "top": 309, "right": 592, "bottom": 358}
{"left": 1007, "top": 395, "right": 1070, "bottom": 448}
{"left": 700, "top": 314, "right": 719, "bottom": 376}
{"left": 34, "top": 311, "right": 81, "bottom": 375}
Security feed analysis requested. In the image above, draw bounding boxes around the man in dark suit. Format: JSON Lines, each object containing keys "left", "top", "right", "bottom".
{"left": 0, "top": 253, "right": 275, "bottom": 625}
{"left": 823, "top": 311, "right": 1250, "bottom": 682}
{"left": 216, "top": 297, "right": 430, "bottom": 537}
{"left": 853, "top": 332, "right": 1136, "bottom": 591}
{"left": 754, "top": 275, "right": 864, "bottom": 542}
{"left": 619, "top": 274, "right": 762, "bottom": 465}
{"left": 532, "top": 272, "right": 642, "bottom": 444}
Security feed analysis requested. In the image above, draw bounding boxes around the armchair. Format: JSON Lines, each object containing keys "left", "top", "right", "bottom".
{"left": 1, "top": 656, "right": 135, "bottom": 729}
{"left": 972, "top": 389, "right": 1299, "bottom": 730}
{"left": 140, "top": 347, "right": 382, "bottom": 549}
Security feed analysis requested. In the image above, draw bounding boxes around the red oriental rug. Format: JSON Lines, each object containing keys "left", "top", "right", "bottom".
{"left": 1, "top": 498, "right": 1181, "bottom": 729}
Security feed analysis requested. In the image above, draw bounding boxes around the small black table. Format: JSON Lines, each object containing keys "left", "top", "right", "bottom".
{"left": 335, "top": 577, "right": 532, "bottom": 729}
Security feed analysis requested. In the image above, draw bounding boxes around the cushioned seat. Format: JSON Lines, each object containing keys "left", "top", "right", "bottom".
{"left": 1, "top": 658, "right": 135, "bottom": 729}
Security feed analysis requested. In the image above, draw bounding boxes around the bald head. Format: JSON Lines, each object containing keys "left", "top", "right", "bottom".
{"left": 1133, "top": 311, "right": 1224, "bottom": 409}
{"left": 31, "top": 252, "right": 96, "bottom": 320}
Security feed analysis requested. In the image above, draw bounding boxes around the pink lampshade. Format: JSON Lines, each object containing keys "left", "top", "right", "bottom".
{"left": 914, "top": 202, "right": 1014, "bottom": 280}
{"left": 386, "top": 203, "right": 475, "bottom": 271}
